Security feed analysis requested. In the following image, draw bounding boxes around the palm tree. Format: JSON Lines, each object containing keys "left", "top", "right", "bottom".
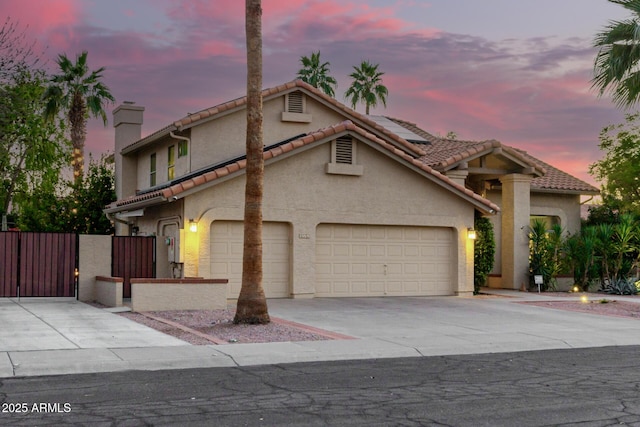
{"left": 234, "top": 0, "right": 270, "bottom": 324}
{"left": 344, "top": 60, "right": 388, "bottom": 114}
{"left": 593, "top": 0, "right": 640, "bottom": 109}
{"left": 296, "top": 51, "right": 337, "bottom": 97}
{"left": 44, "top": 51, "right": 115, "bottom": 180}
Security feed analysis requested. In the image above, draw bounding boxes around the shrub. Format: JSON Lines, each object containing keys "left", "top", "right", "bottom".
{"left": 528, "top": 220, "right": 565, "bottom": 291}
{"left": 604, "top": 277, "right": 638, "bottom": 295}
{"left": 474, "top": 216, "right": 495, "bottom": 295}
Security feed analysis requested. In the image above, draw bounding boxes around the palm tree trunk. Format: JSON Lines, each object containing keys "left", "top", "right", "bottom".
{"left": 234, "top": 0, "right": 270, "bottom": 324}
{"left": 70, "top": 92, "right": 87, "bottom": 182}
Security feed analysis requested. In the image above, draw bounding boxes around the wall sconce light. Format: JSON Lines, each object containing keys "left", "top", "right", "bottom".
{"left": 189, "top": 219, "right": 198, "bottom": 233}
{"left": 467, "top": 227, "right": 476, "bottom": 240}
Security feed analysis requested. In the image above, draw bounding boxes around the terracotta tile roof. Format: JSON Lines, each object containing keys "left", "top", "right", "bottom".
{"left": 107, "top": 121, "right": 499, "bottom": 214}
{"left": 515, "top": 149, "right": 599, "bottom": 194}
{"left": 122, "top": 80, "right": 425, "bottom": 157}
{"left": 387, "top": 117, "right": 599, "bottom": 194}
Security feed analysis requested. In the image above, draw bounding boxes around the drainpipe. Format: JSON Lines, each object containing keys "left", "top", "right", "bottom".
{"left": 170, "top": 131, "right": 191, "bottom": 173}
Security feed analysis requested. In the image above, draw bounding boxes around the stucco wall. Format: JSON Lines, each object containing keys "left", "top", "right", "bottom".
{"left": 94, "top": 276, "right": 123, "bottom": 307}
{"left": 530, "top": 192, "right": 581, "bottom": 235}
{"left": 130, "top": 278, "right": 228, "bottom": 311}
{"left": 188, "top": 93, "right": 348, "bottom": 173}
{"left": 170, "top": 138, "right": 476, "bottom": 297}
{"left": 78, "top": 235, "right": 112, "bottom": 301}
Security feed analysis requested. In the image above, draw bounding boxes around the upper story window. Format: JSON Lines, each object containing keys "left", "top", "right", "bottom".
{"left": 150, "top": 153, "right": 157, "bottom": 186}
{"left": 178, "top": 140, "right": 188, "bottom": 157}
{"left": 325, "top": 136, "right": 363, "bottom": 176}
{"left": 281, "top": 91, "right": 312, "bottom": 123}
{"left": 168, "top": 145, "right": 175, "bottom": 181}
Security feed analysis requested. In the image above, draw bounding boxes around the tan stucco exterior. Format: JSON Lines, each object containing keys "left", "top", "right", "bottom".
{"left": 110, "top": 80, "right": 594, "bottom": 299}
{"left": 170, "top": 140, "right": 476, "bottom": 297}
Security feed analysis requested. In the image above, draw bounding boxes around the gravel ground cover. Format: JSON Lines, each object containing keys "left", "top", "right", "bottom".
{"left": 522, "top": 294, "right": 640, "bottom": 319}
{"left": 118, "top": 309, "right": 332, "bottom": 345}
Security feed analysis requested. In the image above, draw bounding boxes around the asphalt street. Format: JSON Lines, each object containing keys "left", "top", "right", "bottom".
{"left": 2, "top": 345, "right": 640, "bottom": 426}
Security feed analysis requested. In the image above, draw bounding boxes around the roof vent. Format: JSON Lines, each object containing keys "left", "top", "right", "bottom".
{"left": 335, "top": 137, "right": 353, "bottom": 164}
{"left": 287, "top": 91, "right": 304, "bottom": 113}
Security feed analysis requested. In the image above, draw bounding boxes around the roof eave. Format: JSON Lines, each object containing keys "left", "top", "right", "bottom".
{"left": 531, "top": 187, "right": 600, "bottom": 196}
{"left": 121, "top": 126, "right": 177, "bottom": 155}
{"left": 104, "top": 195, "right": 169, "bottom": 215}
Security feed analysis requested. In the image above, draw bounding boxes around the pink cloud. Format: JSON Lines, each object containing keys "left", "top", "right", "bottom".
{"left": 0, "top": 0, "right": 82, "bottom": 32}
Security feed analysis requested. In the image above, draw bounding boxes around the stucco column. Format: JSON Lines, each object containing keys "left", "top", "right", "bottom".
{"left": 499, "top": 174, "right": 533, "bottom": 290}
{"left": 445, "top": 169, "right": 469, "bottom": 186}
{"left": 113, "top": 103, "right": 144, "bottom": 236}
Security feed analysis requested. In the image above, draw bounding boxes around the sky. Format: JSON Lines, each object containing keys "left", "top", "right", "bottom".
{"left": 0, "top": 0, "right": 633, "bottom": 185}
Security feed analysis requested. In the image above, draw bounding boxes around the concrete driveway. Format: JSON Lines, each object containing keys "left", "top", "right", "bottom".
{"left": 1, "top": 291, "right": 640, "bottom": 377}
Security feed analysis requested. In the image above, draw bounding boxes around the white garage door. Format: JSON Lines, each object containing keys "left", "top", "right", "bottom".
{"left": 210, "top": 221, "right": 290, "bottom": 298}
{"left": 315, "top": 224, "right": 454, "bottom": 297}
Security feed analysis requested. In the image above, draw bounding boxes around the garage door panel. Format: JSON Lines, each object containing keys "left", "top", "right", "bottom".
{"left": 211, "top": 221, "right": 290, "bottom": 298}
{"left": 316, "top": 224, "right": 454, "bottom": 297}
{"left": 352, "top": 245, "right": 368, "bottom": 257}
{"left": 388, "top": 245, "right": 403, "bottom": 257}
{"left": 352, "top": 263, "right": 367, "bottom": 274}
{"left": 370, "top": 245, "right": 385, "bottom": 257}
{"left": 404, "top": 263, "right": 419, "bottom": 274}
{"left": 334, "top": 245, "right": 350, "bottom": 257}
{"left": 316, "top": 244, "right": 331, "bottom": 257}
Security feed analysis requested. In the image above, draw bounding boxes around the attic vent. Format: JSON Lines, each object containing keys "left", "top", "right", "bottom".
{"left": 287, "top": 91, "right": 304, "bottom": 113}
{"left": 335, "top": 137, "right": 353, "bottom": 164}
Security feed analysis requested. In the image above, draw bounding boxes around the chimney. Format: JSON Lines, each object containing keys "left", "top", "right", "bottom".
{"left": 113, "top": 102, "right": 144, "bottom": 202}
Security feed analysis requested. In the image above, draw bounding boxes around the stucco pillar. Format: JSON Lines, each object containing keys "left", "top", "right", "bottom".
{"left": 499, "top": 174, "right": 533, "bottom": 290}
{"left": 445, "top": 169, "right": 469, "bottom": 186}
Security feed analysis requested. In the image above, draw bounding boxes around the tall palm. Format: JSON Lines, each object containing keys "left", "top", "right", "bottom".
{"left": 44, "top": 51, "right": 115, "bottom": 180}
{"left": 593, "top": 0, "right": 640, "bottom": 109}
{"left": 344, "top": 60, "right": 388, "bottom": 114}
{"left": 296, "top": 51, "right": 337, "bottom": 97}
{"left": 234, "top": 0, "right": 270, "bottom": 324}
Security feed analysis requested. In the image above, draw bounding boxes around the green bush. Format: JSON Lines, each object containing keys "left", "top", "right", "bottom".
{"left": 474, "top": 216, "right": 495, "bottom": 295}
{"left": 604, "top": 277, "right": 638, "bottom": 295}
{"left": 528, "top": 221, "right": 567, "bottom": 291}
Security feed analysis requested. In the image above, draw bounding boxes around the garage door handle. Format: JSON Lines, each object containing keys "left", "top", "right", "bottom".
{"left": 384, "top": 264, "right": 387, "bottom": 275}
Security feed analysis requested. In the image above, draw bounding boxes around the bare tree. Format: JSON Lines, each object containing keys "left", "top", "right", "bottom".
{"left": 234, "top": 0, "right": 270, "bottom": 324}
{"left": 0, "top": 17, "right": 41, "bottom": 84}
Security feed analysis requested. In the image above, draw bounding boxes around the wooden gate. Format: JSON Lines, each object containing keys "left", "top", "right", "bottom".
{"left": 0, "top": 232, "right": 78, "bottom": 297}
{"left": 112, "top": 236, "right": 156, "bottom": 298}
{"left": 0, "top": 232, "right": 19, "bottom": 297}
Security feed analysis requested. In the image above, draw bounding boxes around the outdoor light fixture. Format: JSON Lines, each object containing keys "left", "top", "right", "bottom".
{"left": 467, "top": 227, "right": 476, "bottom": 240}
{"left": 189, "top": 219, "right": 197, "bottom": 233}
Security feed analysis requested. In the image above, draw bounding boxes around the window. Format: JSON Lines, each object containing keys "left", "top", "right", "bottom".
{"left": 150, "top": 153, "right": 157, "bottom": 186}
{"left": 178, "top": 140, "right": 188, "bottom": 157}
{"left": 325, "top": 137, "right": 363, "bottom": 176}
{"left": 168, "top": 145, "right": 175, "bottom": 181}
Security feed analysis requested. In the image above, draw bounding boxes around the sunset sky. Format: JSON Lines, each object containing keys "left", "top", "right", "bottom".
{"left": 1, "top": 0, "right": 633, "bottom": 185}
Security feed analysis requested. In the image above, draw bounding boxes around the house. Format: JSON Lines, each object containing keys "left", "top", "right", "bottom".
{"left": 105, "top": 80, "right": 598, "bottom": 298}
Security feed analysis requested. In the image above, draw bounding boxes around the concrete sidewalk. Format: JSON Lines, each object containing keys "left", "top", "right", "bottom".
{"left": 1, "top": 291, "right": 640, "bottom": 378}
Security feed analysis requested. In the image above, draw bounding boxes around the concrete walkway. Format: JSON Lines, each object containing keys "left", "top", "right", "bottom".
{"left": 1, "top": 290, "right": 640, "bottom": 378}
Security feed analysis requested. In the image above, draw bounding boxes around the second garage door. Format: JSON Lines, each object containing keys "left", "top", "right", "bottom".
{"left": 315, "top": 224, "right": 454, "bottom": 297}
{"left": 210, "top": 221, "right": 290, "bottom": 298}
